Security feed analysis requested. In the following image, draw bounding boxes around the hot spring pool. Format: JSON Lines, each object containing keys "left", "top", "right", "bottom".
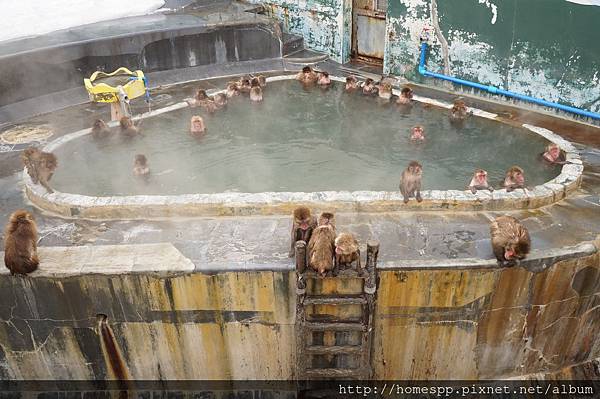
{"left": 50, "top": 79, "right": 560, "bottom": 196}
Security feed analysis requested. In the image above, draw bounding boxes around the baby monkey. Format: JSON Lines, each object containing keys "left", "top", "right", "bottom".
{"left": 542, "top": 143, "right": 568, "bottom": 164}
{"left": 397, "top": 87, "right": 414, "bottom": 105}
{"left": 334, "top": 232, "right": 361, "bottom": 272}
{"left": 289, "top": 206, "right": 317, "bottom": 257}
{"left": 190, "top": 116, "right": 206, "bottom": 137}
{"left": 399, "top": 161, "right": 423, "bottom": 203}
{"left": 468, "top": 169, "right": 494, "bottom": 193}
{"left": 490, "top": 215, "right": 531, "bottom": 264}
{"left": 119, "top": 116, "right": 140, "bottom": 137}
{"left": 410, "top": 125, "right": 425, "bottom": 141}
{"left": 345, "top": 75, "right": 359, "bottom": 91}
{"left": 133, "top": 154, "right": 150, "bottom": 177}
{"left": 91, "top": 119, "right": 110, "bottom": 139}
{"left": 317, "top": 71, "right": 331, "bottom": 87}
{"left": 296, "top": 66, "right": 318, "bottom": 84}
{"left": 503, "top": 166, "right": 526, "bottom": 192}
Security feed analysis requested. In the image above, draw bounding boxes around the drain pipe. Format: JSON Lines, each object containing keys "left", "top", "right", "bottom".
{"left": 418, "top": 42, "right": 600, "bottom": 121}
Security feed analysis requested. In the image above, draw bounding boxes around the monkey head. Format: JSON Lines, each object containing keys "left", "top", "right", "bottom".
{"left": 302, "top": 66, "right": 313, "bottom": 74}
{"left": 293, "top": 206, "right": 312, "bottom": 230}
{"left": 8, "top": 210, "right": 35, "bottom": 230}
{"left": 134, "top": 154, "right": 147, "bottom": 167}
{"left": 119, "top": 117, "right": 133, "bottom": 129}
{"left": 93, "top": 119, "right": 107, "bottom": 129}
{"left": 190, "top": 116, "right": 205, "bottom": 131}
{"left": 251, "top": 77, "right": 260, "bottom": 87}
{"left": 318, "top": 212, "right": 335, "bottom": 227}
{"left": 508, "top": 166, "right": 525, "bottom": 184}
{"left": 258, "top": 75, "right": 266, "bottom": 87}
{"left": 334, "top": 233, "right": 358, "bottom": 256}
{"left": 196, "top": 89, "right": 208, "bottom": 101}
{"left": 407, "top": 161, "right": 423, "bottom": 176}
{"left": 503, "top": 238, "right": 530, "bottom": 261}
{"left": 401, "top": 87, "right": 413, "bottom": 99}
{"left": 40, "top": 153, "right": 58, "bottom": 170}
{"left": 546, "top": 144, "right": 561, "bottom": 161}
{"left": 317, "top": 71, "right": 331, "bottom": 85}
{"left": 474, "top": 169, "right": 488, "bottom": 185}
{"left": 411, "top": 126, "right": 425, "bottom": 140}
{"left": 364, "top": 78, "right": 374, "bottom": 87}
{"left": 214, "top": 93, "right": 227, "bottom": 106}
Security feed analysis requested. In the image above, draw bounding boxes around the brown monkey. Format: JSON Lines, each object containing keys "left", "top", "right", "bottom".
{"left": 399, "top": 161, "right": 423, "bottom": 203}
{"left": 226, "top": 82, "right": 240, "bottom": 98}
{"left": 289, "top": 206, "right": 317, "bottom": 257}
{"left": 190, "top": 116, "right": 206, "bottom": 137}
{"left": 239, "top": 77, "right": 252, "bottom": 93}
{"left": 4, "top": 210, "right": 39, "bottom": 275}
{"left": 450, "top": 98, "right": 469, "bottom": 121}
{"left": 201, "top": 99, "right": 217, "bottom": 113}
{"left": 334, "top": 232, "right": 360, "bottom": 271}
{"left": 503, "top": 166, "right": 525, "bottom": 192}
{"left": 345, "top": 75, "right": 359, "bottom": 91}
{"left": 91, "top": 119, "right": 110, "bottom": 139}
{"left": 21, "top": 147, "right": 40, "bottom": 184}
{"left": 397, "top": 87, "right": 413, "bottom": 105}
{"left": 308, "top": 223, "right": 336, "bottom": 277}
{"left": 468, "top": 169, "right": 494, "bottom": 193}
{"left": 119, "top": 116, "right": 140, "bottom": 137}
{"left": 133, "top": 154, "right": 150, "bottom": 177}
{"left": 213, "top": 93, "right": 228, "bottom": 108}
{"left": 257, "top": 75, "right": 267, "bottom": 88}
{"left": 410, "top": 125, "right": 425, "bottom": 141}
{"left": 378, "top": 82, "right": 393, "bottom": 100}
{"left": 250, "top": 79, "right": 263, "bottom": 102}
{"left": 490, "top": 215, "right": 531, "bottom": 263}
{"left": 362, "top": 78, "right": 378, "bottom": 96}
{"left": 542, "top": 143, "right": 567, "bottom": 164}
{"left": 317, "top": 71, "right": 331, "bottom": 87}
{"left": 296, "top": 66, "right": 318, "bottom": 84}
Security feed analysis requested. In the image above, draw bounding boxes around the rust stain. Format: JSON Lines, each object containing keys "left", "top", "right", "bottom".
{"left": 97, "top": 314, "right": 131, "bottom": 383}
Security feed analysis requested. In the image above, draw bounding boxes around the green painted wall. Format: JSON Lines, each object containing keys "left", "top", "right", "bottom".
{"left": 384, "top": 0, "right": 600, "bottom": 112}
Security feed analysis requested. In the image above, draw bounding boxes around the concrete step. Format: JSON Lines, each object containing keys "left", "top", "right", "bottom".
{"left": 304, "top": 368, "right": 365, "bottom": 378}
{"left": 305, "top": 345, "right": 362, "bottom": 355}
{"left": 304, "top": 295, "right": 367, "bottom": 305}
{"left": 282, "top": 32, "right": 304, "bottom": 56}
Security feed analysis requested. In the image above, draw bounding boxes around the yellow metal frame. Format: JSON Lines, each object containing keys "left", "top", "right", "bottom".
{"left": 84, "top": 67, "right": 146, "bottom": 103}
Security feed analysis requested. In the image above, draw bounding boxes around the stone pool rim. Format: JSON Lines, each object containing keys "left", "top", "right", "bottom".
{"left": 25, "top": 75, "right": 583, "bottom": 220}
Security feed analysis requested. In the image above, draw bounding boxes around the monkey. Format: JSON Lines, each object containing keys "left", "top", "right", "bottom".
{"left": 289, "top": 206, "right": 317, "bottom": 257}
{"left": 490, "top": 215, "right": 531, "bottom": 264}
{"left": 362, "top": 78, "right": 378, "bottom": 96}
{"left": 21, "top": 147, "right": 40, "bottom": 184}
{"left": 503, "top": 165, "right": 526, "bottom": 192}
{"left": 239, "top": 77, "right": 252, "bottom": 93}
{"left": 345, "top": 75, "right": 359, "bottom": 91}
{"left": 3, "top": 209, "right": 39, "bottom": 275}
{"left": 119, "top": 116, "right": 140, "bottom": 138}
{"left": 21, "top": 148, "right": 57, "bottom": 193}
{"left": 257, "top": 75, "right": 267, "bottom": 88}
{"left": 468, "top": 169, "right": 494, "bottom": 194}
{"left": 378, "top": 82, "right": 393, "bottom": 101}
{"left": 91, "top": 119, "right": 110, "bottom": 139}
{"left": 133, "top": 154, "right": 150, "bottom": 177}
{"left": 213, "top": 93, "right": 228, "bottom": 109}
{"left": 450, "top": 98, "right": 470, "bottom": 121}
{"left": 541, "top": 143, "right": 568, "bottom": 165}
{"left": 399, "top": 161, "right": 423, "bottom": 203}
{"left": 226, "top": 82, "right": 240, "bottom": 98}
{"left": 201, "top": 98, "right": 218, "bottom": 113}
{"left": 317, "top": 71, "right": 331, "bottom": 87}
{"left": 190, "top": 115, "right": 206, "bottom": 137}
{"left": 250, "top": 81, "right": 263, "bottom": 102}
{"left": 296, "top": 66, "right": 318, "bottom": 84}
{"left": 397, "top": 87, "right": 414, "bottom": 105}
{"left": 196, "top": 89, "right": 209, "bottom": 102}
{"left": 334, "top": 232, "right": 360, "bottom": 272}
{"left": 317, "top": 212, "right": 336, "bottom": 230}
{"left": 410, "top": 125, "right": 425, "bottom": 141}
{"left": 308, "top": 222, "right": 336, "bottom": 277}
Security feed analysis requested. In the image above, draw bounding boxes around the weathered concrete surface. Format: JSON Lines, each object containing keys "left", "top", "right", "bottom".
{"left": 373, "top": 244, "right": 600, "bottom": 379}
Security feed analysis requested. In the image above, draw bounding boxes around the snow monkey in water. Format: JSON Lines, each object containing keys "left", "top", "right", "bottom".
{"left": 468, "top": 169, "right": 494, "bottom": 194}
{"left": 133, "top": 154, "right": 150, "bottom": 177}
{"left": 503, "top": 165, "right": 526, "bottom": 192}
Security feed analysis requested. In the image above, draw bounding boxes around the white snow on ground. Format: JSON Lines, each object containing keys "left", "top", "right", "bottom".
{"left": 0, "top": 0, "right": 165, "bottom": 42}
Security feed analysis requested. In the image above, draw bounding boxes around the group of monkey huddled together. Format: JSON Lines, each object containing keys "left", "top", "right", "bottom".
{"left": 6, "top": 67, "right": 567, "bottom": 276}
{"left": 288, "top": 205, "right": 531, "bottom": 278}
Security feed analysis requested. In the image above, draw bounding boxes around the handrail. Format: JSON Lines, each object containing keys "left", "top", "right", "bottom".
{"left": 418, "top": 42, "right": 600, "bottom": 121}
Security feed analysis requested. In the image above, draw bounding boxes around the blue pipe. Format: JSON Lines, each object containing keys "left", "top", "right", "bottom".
{"left": 418, "top": 42, "right": 600, "bottom": 121}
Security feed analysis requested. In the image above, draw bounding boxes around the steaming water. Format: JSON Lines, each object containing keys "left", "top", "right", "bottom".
{"left": 51, "top": 81, "right": 560, "bottom": 196}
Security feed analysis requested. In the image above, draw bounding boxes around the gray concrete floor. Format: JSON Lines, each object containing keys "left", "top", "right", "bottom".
{"left": 1, "top": 61, "right": 600, "bottom": 270}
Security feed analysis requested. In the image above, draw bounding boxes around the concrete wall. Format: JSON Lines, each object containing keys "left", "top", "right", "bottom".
{"left": 384, "top": 0, "right": 600, "bottom": 113}
{"left": 0, "top": 241, "right": 599, "bottom": 379}
{"left": 248, "top": 0, "right": 352, "bottom": 63}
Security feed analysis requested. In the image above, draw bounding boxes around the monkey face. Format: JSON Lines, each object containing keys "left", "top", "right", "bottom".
{"left": 504, "top": 241, "right": 525, "bottom": 260}
{"left": 513, "top": 170, "right": 525, "bottom": 184}
{"left": 548, "top": 146, "right": 560, "bottom": 160}
{"left": 302, "top": 66, "right": 312, "bottom": 74}
{"left": 476, "top": 170, "right": 487, "bottom": 184}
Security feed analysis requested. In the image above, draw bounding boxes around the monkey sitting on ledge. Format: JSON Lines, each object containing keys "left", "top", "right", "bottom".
{"left": 4, "top": 210, "right": 39, "bottom": 275}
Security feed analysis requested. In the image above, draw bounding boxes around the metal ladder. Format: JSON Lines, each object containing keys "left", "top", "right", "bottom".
{"left": 294, "top": 240, "right": 379, "bottom": 380}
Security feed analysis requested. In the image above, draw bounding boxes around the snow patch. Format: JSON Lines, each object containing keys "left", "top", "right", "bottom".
{"left": 0, "top": 0, "right": 165, "bottom": 43}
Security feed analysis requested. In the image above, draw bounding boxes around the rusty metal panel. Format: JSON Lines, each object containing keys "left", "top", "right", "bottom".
{"left": 356, "top": 14, "right": 385, "bottom": 60}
